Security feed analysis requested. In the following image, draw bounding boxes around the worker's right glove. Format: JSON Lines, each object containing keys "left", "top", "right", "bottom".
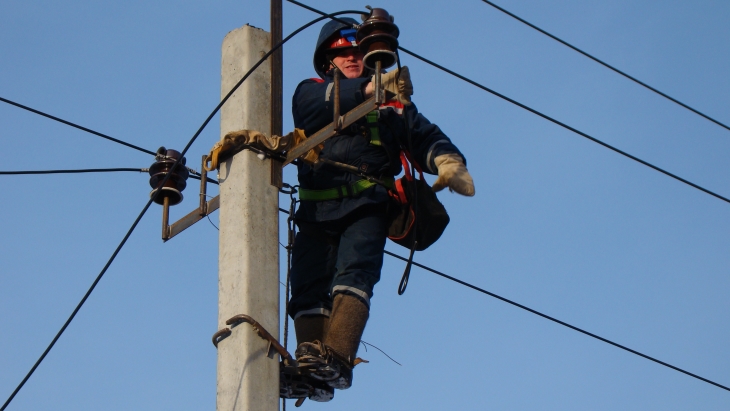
{"left": 377, "top": 66, "right": 413, "bottom": 106}
{"left": 431, "top": 153, "right": 475, "bottom": 196}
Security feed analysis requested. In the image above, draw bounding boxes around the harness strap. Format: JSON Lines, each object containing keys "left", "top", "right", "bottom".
{"left": 394, "top": 178, "right": 408, "bottom": 204}
{"left": 298, "top": 177, "right": 394, "bottom": 201}
{"left": 366, "top": 111, "right": 381, "bottom": 146}
{"left": 399, "top": 150, "right": 425, "bottom": 181}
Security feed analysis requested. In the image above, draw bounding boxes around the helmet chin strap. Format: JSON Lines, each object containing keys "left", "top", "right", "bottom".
{"left": 328, "top": 59, "right": 339, "bottom": 72}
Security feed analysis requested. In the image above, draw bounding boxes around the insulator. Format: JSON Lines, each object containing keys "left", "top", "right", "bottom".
{"left": 148, "top": 147, "right": 189, "bottom": 206}
{"left": 356, "top": 7, "right": 400, "bottom": 70}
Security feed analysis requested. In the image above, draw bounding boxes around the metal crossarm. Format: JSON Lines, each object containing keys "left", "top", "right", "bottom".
{"left": 283, "top": 96, "right": 378, "bottom": 166}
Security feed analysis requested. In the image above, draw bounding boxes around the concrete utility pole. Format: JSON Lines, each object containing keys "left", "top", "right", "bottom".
{"left": 217, "top": 25, "right": 279, "bottom": 411}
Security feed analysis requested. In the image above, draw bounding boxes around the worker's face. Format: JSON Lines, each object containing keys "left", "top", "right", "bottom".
{"left": 331, "top": 48, "right": 365, "bottom": 79}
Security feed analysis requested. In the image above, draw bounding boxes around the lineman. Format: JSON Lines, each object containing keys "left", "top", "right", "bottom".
{"left": 287, "top": 17, "right": 475, "bottom": 401}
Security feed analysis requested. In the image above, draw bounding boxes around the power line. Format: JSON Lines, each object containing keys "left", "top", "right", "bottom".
{"left": 0, "top": 168, "right": 219, "bottom": 185}
{"left": 396, "top": 46, "right": 730, "bottom": 205}
{"left": 0, "top": 168, "right": 147, "bottom": 175}
{"left": 0, "top": 96, "right": 156, "bottom": 156}
{"left": 0, "top": 11, "right": 362, "bottom": 410}
{"left": 286, "top": 0, "right": 730, "bottom": 205}
{"left": 479, "top": 0, "right": 730, "bottom": 133}
{"left": 0, "top": 193, "right": 157, "bottom": 411}
{"left": 284, "top": 0, "right": 729, "bottom": 394}
{"left": 383, "top": 250, "right": 730, "bottom": 393}
{"left": 188, "top": 174, "right": 219, "bottom": 185}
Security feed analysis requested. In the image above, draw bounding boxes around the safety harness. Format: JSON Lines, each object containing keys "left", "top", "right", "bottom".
{"left": 365, "top": 111, "right": 382, "bottom": 146}
{"left": 295, "top": 98, "right": 449, "bottom": 297}
{"left": 297, "top": 110, "right": 386, "bottom": 201}
{"left": 297, "top": 177, "right": 392, "bottom": 201}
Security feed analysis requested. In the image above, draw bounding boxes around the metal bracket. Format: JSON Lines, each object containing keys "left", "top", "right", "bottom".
{"left": 270, "top": 158, "right": 283, "bottom": 189}
{"left": 283, "top": 96, "right": 378, "bottom": 166}
{"left": 162, "top": 155, "right": 220, "bottom": 242}
{"left": 333, "top": 68, "right": 340, "bottom": 132}
{"left": 374, "top": 61, "right": 383, "bottom": 104}
{"left": 225, "top": 314, "right": 294, "bottom": 360}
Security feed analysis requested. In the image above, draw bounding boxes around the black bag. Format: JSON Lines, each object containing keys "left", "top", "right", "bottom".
{"left": 388, "top": 152, "right": 450, "bottom": 251}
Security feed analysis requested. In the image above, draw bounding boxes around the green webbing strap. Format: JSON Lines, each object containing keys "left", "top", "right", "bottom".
{"left": 298, "top": 177, "right": 394, "bottom": 201}
{"left": 299, "top": 179, "right": 376, "bottom": 201}
{"left": 299, "top": 111, "right": 389, "bottom": 201}
{"left": 366, "top": 111, "right": 381, "bottom": 146}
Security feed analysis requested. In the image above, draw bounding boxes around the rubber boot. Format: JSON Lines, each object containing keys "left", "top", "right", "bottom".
{"left": 294, "top": 315, "right": 330, "bottom": 345}
{"left": 322, "top": 293, "right": 369, "bottom": 389}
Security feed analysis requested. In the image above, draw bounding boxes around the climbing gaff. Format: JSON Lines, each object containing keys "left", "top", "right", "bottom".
{"left": 357, "top": 7, "right": 400, "bottom": 71}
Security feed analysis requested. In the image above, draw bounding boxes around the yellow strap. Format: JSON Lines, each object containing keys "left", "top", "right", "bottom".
{"left": 204, "top": 140, "right": 233, "bottom": 172}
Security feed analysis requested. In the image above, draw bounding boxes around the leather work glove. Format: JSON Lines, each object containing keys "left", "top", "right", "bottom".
{"left": 222, "top": 129, "right": 306, "bottom": 152}
{"left": 431, "top": 153, "right": 475, "bottom": 196}
{"left": 377, "top": 66, "right": 413, "bottom": 105}
{"left": 230, "top": 127, "right": 321, "bottom": 164}
{"left": 205, "top": 128, "right": 314, "bottom": 171}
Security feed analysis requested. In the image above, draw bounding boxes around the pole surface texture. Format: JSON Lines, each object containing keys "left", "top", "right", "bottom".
{"left": 218, "top": 25, "right": 279, "bottom": 411}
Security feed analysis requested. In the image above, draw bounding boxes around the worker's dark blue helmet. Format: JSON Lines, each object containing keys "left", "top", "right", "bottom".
{"left": 313, "top": 17, "right": 365, "bottom": 79}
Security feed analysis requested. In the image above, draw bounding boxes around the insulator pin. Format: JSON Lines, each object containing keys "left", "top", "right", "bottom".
{"left": 357, "top": 7, "right": 400, "bottom": 70}
{"left": 148, "top": 147, "right": 189, "bottom": 206}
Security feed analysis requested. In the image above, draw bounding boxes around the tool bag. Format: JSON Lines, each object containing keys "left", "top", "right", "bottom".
{"left": 387, "top": 151, "right": 450, "bottom": 251}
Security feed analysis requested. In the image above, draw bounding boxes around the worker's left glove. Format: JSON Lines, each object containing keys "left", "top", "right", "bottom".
{"left": 431, "top": 153, "right": 475, "bottom": 196}
{"left": 378, "top": 66, "right": 413, "bottom": 106}
{"left": 205, "top": 128, "right": 315, "bottom": 171}
{"left": 223, "top": 128, "right": 310, "bottom": 152}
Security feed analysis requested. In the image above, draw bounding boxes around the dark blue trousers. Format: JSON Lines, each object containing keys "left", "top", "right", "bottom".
{"left": 288, "top": 204, "right": 388, "bottom": 319}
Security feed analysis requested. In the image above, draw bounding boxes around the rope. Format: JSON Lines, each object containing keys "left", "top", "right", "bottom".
{"left": 280, "top": 184, "right": 298, "bottom": 411}
{"left": 395, "top": 50, "right": 419, "bottom": 295}
{"left": 281, "top": 183, "right": 299, "bottom": 352}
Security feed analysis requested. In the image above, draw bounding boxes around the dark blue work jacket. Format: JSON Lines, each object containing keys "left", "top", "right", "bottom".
{"left": 292, "top": 73, "right": 465, "bottom": 222}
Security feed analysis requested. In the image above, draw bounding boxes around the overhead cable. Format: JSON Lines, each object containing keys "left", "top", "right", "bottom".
{"left": 189, "top": 173, "right": 220, "bottom": 185}
{"left": 479, "top": 0, "right": 730, "bottom": 133}
{"left": 277, "top": 198, "right": 728, "bottom": 391}
{"left": 0, "top": 167, "right": 219, "bottom": 184}
{"left": 384, "top": 250, "right": 730, "bottom": 393}
{"left": 1, "top": 189, "right": 159, "bottom": 411}
{"left": 286, "top": 0, "right": 730, "bottom": 205}
{"left": 0, "top": 96, "right": 156, "bottom": 156}
{"left": 397, "top": 46, "right": 730, "bottom": 205}
{"left": 0, "top": 11, "right": 358, "bottom": 409}
{"left": 0, "top": 168, "right": 147, "bottom": 175}
{"left": 285, "top": 0, "right": 729, "bottom": 392}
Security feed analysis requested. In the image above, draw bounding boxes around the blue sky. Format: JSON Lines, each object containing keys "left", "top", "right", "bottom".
{"left": 1, "top": 1, "right": 729, "bottom": 410}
